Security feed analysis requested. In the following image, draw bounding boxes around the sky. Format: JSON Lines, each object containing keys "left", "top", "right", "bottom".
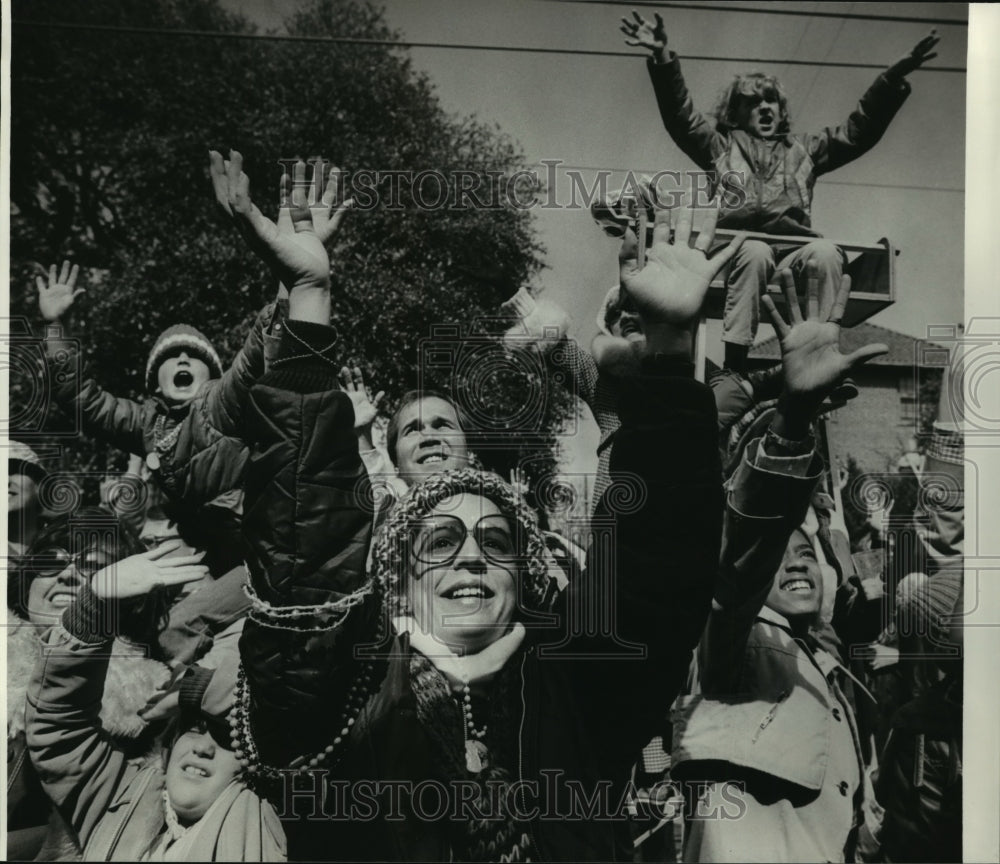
{"left": 221, "top": 0, "right": 969, "bottom": 354}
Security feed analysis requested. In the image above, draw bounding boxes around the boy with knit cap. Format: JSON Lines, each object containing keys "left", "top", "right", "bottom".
{"left": 36, "top": 158, "right": 351, "bottom": 516}
{"left": 38, "top": 260, "right": 271, "bottom": 513}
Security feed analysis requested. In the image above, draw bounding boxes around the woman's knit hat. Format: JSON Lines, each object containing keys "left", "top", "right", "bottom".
{"left": 369, "top": 468, "right": 559, "bottom": 617}
{"left": 145, "top": 324, "right": 223, "bottom": 393}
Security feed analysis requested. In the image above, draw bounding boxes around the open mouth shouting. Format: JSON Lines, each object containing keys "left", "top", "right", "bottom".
{"left": 779, "top": 577, "right": 814, "bottom": 594}
{"left": 173, "top": 369, "right": 195, "bottom": 389}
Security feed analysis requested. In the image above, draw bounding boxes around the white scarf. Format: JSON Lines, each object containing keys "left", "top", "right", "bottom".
{"left": 392, "top": 616, "right": 525, "bottom": 691}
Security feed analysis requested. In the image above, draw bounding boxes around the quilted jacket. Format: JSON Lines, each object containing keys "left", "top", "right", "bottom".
{"left": 237, "top": 320, "right": 724, "bottom": 861}
{"left": 49, "top": 301, "right": 284, "bottom": 510}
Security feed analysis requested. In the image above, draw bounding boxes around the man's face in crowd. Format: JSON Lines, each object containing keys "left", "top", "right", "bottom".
{"left": 8, "top": 466, "right": 39, "bottom": 515}
{"left": 765, "top": 528, "right": 824, "bottom": 621}
{"left": 394, "top": 396, "right": 471, "bottom": 484}
{"left": 165, "top": 722, "right": 242, "bottom": 824}
{"left": 407, "top": 493, "right": 519, "bottom": 655}
{"left": 157, "top": 351, "right": 211, "bottom": 404}
{"left": 738, "top": 92, "right": 782, "bottom": 139}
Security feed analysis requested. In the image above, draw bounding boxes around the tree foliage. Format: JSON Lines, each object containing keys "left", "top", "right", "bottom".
{"left": 10, "top": 0, "right": 573, "bottom": 496}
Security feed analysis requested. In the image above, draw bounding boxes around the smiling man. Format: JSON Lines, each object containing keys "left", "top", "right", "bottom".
{"left": 385, "top": 390, "right": 476, "bottom": 486}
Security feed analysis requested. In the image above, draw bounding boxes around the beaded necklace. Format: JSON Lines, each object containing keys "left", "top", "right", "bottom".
{"left": 460, "top": 683, "right": 489, "bottom": 773}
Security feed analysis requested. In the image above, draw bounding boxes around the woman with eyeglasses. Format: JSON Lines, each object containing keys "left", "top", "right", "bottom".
{"left": 7, "top": 508, "right": 172, "bottom": 859}
{"left": 13, "top": 508, "right": 286, "bottom": 860}
{"left": 216, "top": 153, "right": 743, "bottom": 861}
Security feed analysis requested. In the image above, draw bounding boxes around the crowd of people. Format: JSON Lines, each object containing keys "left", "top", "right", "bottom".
{"left": 6, "top": 11, "right": 963, "bottom": 863}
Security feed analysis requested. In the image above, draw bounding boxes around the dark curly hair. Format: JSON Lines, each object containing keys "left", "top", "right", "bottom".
{"left": 713, "top": 72, "right": 791, "bottom": 136}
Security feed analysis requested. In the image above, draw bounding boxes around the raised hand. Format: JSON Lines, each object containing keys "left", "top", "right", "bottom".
{"left": 509, "top": 466, "right": 530, "bottom": 499}
{"left": 36, "top": 260, "right": 84, "bottom": 322}
{"left": 764, "top": 266, "right": 888, "bottom": 402}
{"left": 501, "top": 287, "right": 570, "bottom": 349}
{"left": 209, "top": 150, "right": 349, "bottom": 306}
{"left": 90, "top": 539, "right": 208, "bottom": 601}
{"left": 620, "top": 10, "right": 668, "bottom": 60}
{"left": 886, "top": 29, "right": 940, "bottom": 79}
{"left": 621, "top": 201, "right": 743, "bottom": 354}
{"left": 763, "top": 265, "right": 888, "bottom": 437}
{"left": 339, "top": 366, "right": 385, "bottom": 431}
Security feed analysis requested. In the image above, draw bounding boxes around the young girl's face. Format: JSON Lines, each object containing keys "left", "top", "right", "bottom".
{"left": 165, "top": 722, "right": 241, "bottom": 824}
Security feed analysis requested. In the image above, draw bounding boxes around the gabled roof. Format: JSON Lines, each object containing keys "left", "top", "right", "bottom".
{"left": 749, "top": 321, "right": 947, "bottom": 367}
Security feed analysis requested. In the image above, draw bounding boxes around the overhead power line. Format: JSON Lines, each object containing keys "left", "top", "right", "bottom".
{"left": 13, "top": 20, "right": 966, "bottom": 73}
{"left": 541, "top": 164, "right": 964, "bottom": 195}
{"left": 538, "top": 0, "right": 968, "bottom": 28}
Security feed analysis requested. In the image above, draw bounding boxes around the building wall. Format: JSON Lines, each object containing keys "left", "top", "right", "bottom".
{"left": 823, "top": 367, "right": 920, "bottom": 475}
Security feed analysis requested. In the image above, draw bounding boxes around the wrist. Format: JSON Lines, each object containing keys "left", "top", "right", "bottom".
{"left": 652, "top": 45, "right": 668, "bottom": 64}
{"left": 641, "top": 322, "right": 693, "bottom": 357}
{"left": 356, "top": 427, "right": 375, "bottom": 451}
{"left": 771, "top": 396, "right": 815, "bottom": 441}
{"left": 63, "top": 584, "right": 115, "bottom": 644}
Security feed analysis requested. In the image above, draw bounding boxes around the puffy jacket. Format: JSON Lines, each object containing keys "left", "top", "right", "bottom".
{"left": 49, "top": 300, "right": 284, "bottom": 510}
{"left": 647, "top": 54, "right": 911, "bottom": 236}
{"left": 237, "top": 320, "right": 723, "bottom": 861}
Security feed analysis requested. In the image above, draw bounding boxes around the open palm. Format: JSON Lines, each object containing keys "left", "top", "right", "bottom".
{"left": 620, "top": 11, "right": 667, "bottom": 54}
{"left": 91, "top": 540, "right": 208, "bottom": 600}
{"left": 37, "top": 260, "right": 84, "bottom": 322}
{"left": 209, "top": 150, "right": 350, "bottom": 292}
{"left": 763, "top": 267, "right": 888, "bottom": 405}
{"left": 622, "top": 203, "right": 742, "bottom": 329}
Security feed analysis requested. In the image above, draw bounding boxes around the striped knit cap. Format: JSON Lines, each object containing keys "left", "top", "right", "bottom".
{"left": 145, "top": 324, "right": 223, "bottom": 393}
{"left": 369, "top": 468, "right": 557, "bottom": 618}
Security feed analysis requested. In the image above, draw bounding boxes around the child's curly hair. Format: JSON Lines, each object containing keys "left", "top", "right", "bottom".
{"left": 713, "top": 73, "right": 792, "bottom": 136}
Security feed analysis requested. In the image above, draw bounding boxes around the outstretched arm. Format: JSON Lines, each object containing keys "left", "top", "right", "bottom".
{"left": 567, "top": 203, "right": 744, "bottom": 763}
{"left": 699, "top": 266, "right": 889, "bottom": 693}
{"left": 623, "top": 10, "right": 722, "bottom": 170}
{"left": 806, "top": 30, "right": 939, "bottom": 174}
{"left": 215, "top": 152, "right": 377, "bottom": 769}
{"left": 37, "top": 261, "right": 148, "bottom": 455}
{"left": 26, "top": 542, "right": 206, "bottom": 847}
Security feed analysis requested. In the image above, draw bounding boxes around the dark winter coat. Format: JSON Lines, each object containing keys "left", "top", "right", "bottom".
{"left": 49, "top": 301, "right": 283, "bottom": 510}
{"left": 237, "top": 320, "right": 724, "bottom": 861}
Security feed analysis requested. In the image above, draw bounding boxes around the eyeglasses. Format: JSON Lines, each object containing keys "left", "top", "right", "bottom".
{"left": 29, "top": 548, "right": 109, "bottom": 580}
{"left": 412, "top": 515, "right": 518, "bottom": 566}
